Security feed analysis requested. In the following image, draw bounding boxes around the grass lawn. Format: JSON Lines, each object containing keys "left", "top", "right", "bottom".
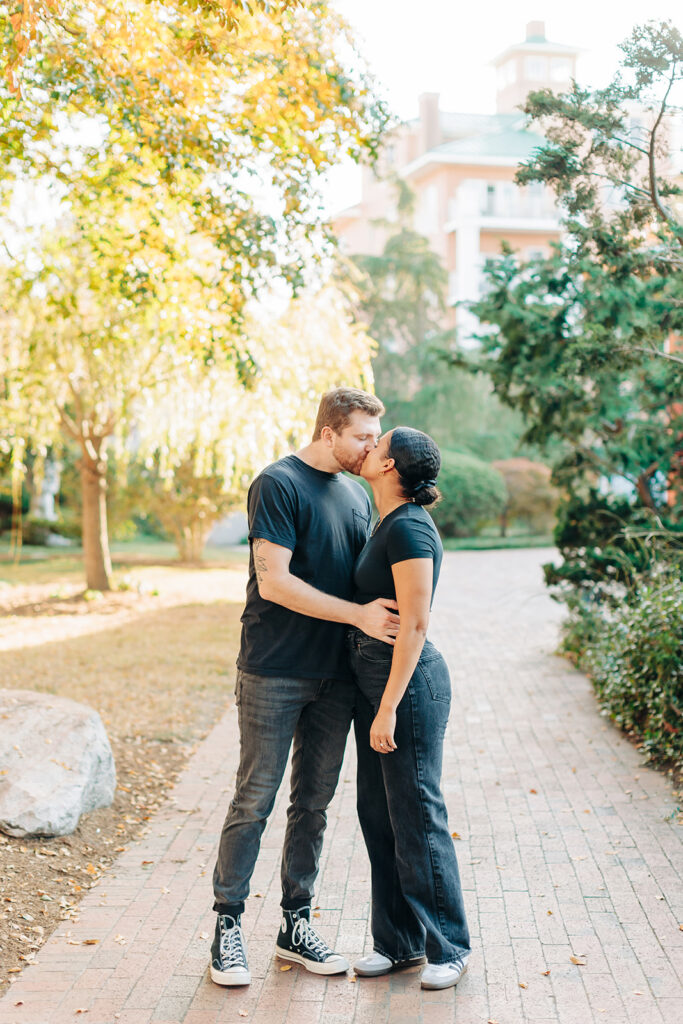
{"left": 0, "top": 538, "right": 249, "bottom": 993}
{"left": 442, "top": 533, "right": 553, "bottom": 551}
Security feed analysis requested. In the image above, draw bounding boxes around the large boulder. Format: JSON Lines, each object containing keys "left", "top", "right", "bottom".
{"left": 0, "top": 689, "right": 116, "bottom": 837}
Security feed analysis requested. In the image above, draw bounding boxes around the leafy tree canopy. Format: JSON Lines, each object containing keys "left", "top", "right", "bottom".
{"left": 471, "top": 20, "right": 683, "bottom": 595}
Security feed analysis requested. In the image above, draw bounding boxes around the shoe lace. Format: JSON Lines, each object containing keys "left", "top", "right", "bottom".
{"left": 219, "top": 918, "right": 247, "bottom": 968}
{"left": 291, "top": 917, "right": 333, "bottom": 958}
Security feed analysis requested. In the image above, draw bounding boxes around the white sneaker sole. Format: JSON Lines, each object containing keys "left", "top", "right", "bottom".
{"left": 421, "top": 963, "right": 468, "bottom": 990}
{"left": 275, "top": 947, "right": 349, "bottom": 975}
{"left": 210, "top": 964, "right": 251, "bottom": 986}
{"left": 354, "top": 955, "right": 426, "bottom": 977}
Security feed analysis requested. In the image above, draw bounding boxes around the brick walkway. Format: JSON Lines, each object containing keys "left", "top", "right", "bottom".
{"left": 1, "top": 549, "right": 681, "bottom": 1024}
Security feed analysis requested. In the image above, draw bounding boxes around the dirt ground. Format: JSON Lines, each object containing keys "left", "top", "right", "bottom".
{"left": 0, "top": 552, "right": 248, "bottom": 996}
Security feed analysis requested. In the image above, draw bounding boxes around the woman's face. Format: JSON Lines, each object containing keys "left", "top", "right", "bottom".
{"left": 360, "top": 430, "right": 393, "bottom": 481}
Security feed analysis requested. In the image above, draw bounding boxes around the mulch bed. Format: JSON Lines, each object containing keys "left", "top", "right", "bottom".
{"left": 0, "top": 563, "right": 246, "bottom": 996}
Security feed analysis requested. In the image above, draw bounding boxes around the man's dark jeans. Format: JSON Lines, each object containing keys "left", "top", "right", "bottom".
{"left": 213, "top": 669, "right": 355, "bottom": 914}
{"left": 348, "top": 629, "right": 471, "bottom": 966}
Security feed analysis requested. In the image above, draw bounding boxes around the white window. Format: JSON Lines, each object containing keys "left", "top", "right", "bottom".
{"left": 550, "top": 57, "right": 572, "bottom": 82}
{"left": 485, "top": 184, "right": 496, "bottom": 215}
{"left": 415, "top": 184, "right": 439, "bottom": 234}
{"left": 525, "top": 56, "right": 547, "bottom": 80}
{"left": 497, "top": 59, "right": 516, "bottom": 89}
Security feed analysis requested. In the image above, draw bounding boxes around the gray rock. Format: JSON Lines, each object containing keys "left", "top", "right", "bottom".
{"left": 0, "top": 689, "right": 116, "bottom": 837}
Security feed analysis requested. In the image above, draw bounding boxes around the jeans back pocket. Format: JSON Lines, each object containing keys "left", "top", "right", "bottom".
{"left": 417, "top": 654, "right": 451, "bottom": 702}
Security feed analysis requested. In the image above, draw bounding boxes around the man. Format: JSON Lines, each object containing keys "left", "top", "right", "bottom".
{"left": 210, "top": 387, "right": 399, "bottom": 986}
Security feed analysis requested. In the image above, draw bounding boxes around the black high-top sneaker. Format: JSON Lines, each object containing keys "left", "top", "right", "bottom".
{"left": 210, "top": 913, "right": 251, "bottom": 986}
{"left": 275, "top": 906, "right": 349, "bottom": 975}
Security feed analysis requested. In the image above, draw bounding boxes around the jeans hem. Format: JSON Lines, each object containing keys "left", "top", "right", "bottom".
{"left": 374, "top": 945, "right": 426, "bottom": 963}
{"left": 426, "top": 948, "right": 471, "bottom": 967}
{"left": 213, "top": 900, "right": 245, "bottom": 917}
{"left": 281, "top": 896, "right": 312, "bottom": 912}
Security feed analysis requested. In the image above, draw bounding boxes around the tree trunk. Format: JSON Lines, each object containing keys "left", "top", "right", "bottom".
{"left": 636, "top": 464, "right": 658, "bottom": 512}
{"left": 80, "top": 448, "right": 113, "bottom": 591}
{"left": 175, "top": 519, "right": 213, "bottom": 563}
{"left": 500, "top": 504, "right": 509, "bottom": 538}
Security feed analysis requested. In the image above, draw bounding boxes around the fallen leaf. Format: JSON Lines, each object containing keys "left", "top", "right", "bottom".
{"left": 570, "top": 956, "right": 586, "bottom": 966}
{"left": 85, "top": 864, "right": 97, "bottom": 876}
{"left": 238, "top": 1013, "right": 248, "bottom": 1018}
{"left": 14, "top": 1002, "right": 23, "bottom": 1006}
{"left": 547, "top": 910, "right": 553, "bottom": 916}
{"left": 280, "top": 965, "right": 292, "bottom": 972}
{"left": 75, "top": 1011, "right": 88, "bottom": 1015}
{"left": 199, "top": 931, "right": 209, "bottom": 940}
{"left": 349, "top": 975, "right": 357, "bottom": 982}
{"left": 633, "top": 990, "right": 644, "bottom": 995}
{"left": 529, "top": 788, "right": 537, "bottom": 794}
{"left": 141, "top": 860, "right": 154, "bottom": 865}
{"left": 519, "top": 981, "right": 528, "bottom": 989}
{"left": 313, "top": 912, "right": 320, "bottom": 918}
{"left": 82, "top": 939, "right": 98, "bottom": 946}
{"left": 451, "top": 831, "right": 461, "bottom": 839}
{"left": 541, "top": 969, "right": 551, "bottom": 976}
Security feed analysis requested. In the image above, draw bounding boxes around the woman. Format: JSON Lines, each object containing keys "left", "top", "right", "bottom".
{"left": 347, "top": 426, "right": 471, "bottom": 990}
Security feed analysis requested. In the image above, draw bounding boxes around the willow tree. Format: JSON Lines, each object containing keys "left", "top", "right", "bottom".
{"left": 0, "top": 0, "right": 388, "bottom": 589}
{"left": 134, "top": 286, "right": 377, "bottom": 562}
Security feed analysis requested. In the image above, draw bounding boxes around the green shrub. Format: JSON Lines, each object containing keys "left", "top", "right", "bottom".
{"left": 22, "top": 514, "right": 81, "bottom": 545}
{"left": 563, "top": 574, "right": 683, "bottom": 770}
{"left": 431, "top": 450, "right": 507, "bottom": 538}
{"left": 0, "top": 483, "right": 29, "bottom": 533}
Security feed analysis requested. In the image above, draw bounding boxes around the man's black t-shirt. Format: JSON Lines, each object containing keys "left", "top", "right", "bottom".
{"left": 353, "top": 503, "right": 442, "bottom": 605}
{"left": 237, "top": 455, "right": 372, "bottom": 680}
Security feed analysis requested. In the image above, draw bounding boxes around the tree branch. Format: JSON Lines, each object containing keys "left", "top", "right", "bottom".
{"left": 648, "top": 62, "right": 683, "bottom": 242}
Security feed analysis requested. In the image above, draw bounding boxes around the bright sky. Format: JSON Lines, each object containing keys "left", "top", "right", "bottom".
{"left": 324, "top": 0, "right": 681, "bottom": 211}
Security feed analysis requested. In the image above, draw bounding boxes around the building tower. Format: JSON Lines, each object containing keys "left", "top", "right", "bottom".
{"left": 493, "top": 21, "right": 579, "bottom": 114}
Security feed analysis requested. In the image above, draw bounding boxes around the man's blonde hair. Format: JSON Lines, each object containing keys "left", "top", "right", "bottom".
{"left": 312, "top": 387, "right": 384, "bottom": 441}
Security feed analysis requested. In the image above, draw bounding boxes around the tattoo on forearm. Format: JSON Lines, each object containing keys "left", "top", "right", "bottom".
{"left": 253, "top": 539, "right": 268, "bottom": 586}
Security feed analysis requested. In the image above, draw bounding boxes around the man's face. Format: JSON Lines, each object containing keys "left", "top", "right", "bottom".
{"left": 329, "top": 410, "right": 381, "bottom": 475}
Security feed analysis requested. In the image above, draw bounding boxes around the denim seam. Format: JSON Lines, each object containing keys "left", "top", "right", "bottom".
{"left": 374, "top": 945, "right": 426, "bottom": 962}
{"left": 410, "top": 682, "right": 458, "bottom": 961}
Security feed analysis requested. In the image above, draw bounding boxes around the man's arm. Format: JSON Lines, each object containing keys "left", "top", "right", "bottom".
{"left": 253, "top": 538, "right": 399, "bottom": 644}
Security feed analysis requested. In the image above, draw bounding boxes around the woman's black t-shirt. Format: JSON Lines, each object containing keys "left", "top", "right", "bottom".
{"left": 353, "top": 502, "right": 442, "bottom": 605}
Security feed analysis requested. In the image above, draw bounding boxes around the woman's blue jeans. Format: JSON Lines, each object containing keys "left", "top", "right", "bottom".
{"left": 348, "top": 628, "right": 471, "bottom": 966}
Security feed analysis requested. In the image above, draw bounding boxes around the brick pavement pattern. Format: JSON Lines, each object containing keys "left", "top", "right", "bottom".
{"left": 1, "top": 549, "right": 681, "bottom": 1024}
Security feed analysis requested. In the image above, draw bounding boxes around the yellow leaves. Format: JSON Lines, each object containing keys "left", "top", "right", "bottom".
{"left": 279, "top": 964, "right": 292, "bottom": 971}
{"left": 569, "top": 955, "right": 586, "bottom": 966}
{"left": 451, "top": 831, "right": 461, "bottom": 840}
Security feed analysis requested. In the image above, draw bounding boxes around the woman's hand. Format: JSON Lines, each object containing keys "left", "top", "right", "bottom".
{"left": 370, "top": 707, "right": 397, "bottom": 753}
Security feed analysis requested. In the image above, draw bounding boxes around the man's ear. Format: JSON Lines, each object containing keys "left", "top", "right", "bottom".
{"left": 320, "top": 425, "right": 335, "bottom": 447}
